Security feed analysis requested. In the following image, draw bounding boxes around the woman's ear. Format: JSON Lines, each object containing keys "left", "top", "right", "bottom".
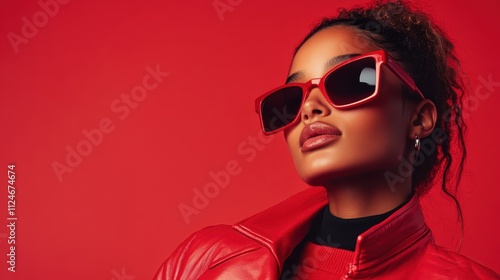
{"left": 408, "top": 99, "right": 437, "bottom": 139}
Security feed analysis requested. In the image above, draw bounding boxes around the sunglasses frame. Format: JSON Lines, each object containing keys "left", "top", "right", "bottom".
{"left": 254, "top": 49, "right": 426, "bottom": 135}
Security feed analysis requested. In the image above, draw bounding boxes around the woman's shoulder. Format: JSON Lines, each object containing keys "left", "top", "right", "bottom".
{"left": 153, "top": 225, "right": 265, "bottom": 280}
{"left": 181, "top": 224, "right": 259, "bottom": 250}
{"left": 422, "top": 242, "right": 500, "bottom": 279}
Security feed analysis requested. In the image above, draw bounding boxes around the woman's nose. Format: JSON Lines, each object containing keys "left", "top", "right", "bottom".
{"left": 300, "top": 85, "right": 332, "bottom": 122}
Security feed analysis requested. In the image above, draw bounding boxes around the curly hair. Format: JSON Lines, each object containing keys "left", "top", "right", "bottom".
{"left": 295, "top": 0, "right": 467, "bottom": 250}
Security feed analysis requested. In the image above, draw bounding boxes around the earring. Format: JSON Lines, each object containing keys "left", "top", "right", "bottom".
{"left": 414, "top": 134, "right": 421, "bottom": 151}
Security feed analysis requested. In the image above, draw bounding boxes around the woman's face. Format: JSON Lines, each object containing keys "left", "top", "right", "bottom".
{"left": 284, "top": 26, "right": 414, "bottom": 186}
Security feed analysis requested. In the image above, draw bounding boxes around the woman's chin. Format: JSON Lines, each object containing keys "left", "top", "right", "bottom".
{"left": 298, "top": 165, "right": 375, "bottom": 187}
{"left": 299, "top": 170, "right": 349, "bottom": 187}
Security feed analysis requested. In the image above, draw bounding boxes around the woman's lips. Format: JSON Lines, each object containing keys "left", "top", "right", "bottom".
{"left": 299, "top": 122, "right": 342, "bottom": 152}
{"left": 301, "top": 134, "right": 341, "bottom": 152}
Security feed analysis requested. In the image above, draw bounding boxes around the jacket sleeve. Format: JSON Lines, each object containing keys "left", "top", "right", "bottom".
{"left": 429, "top": 244, "right": 500, "bottom": 279}
{"left": 153, "top": 229, "right": 207, "bottom": 280}
{"left": 153, "top": 225, "right": 237, "bottom": 280}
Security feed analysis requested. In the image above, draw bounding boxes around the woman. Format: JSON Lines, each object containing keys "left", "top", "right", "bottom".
{"left": 154, "top": 0, "right": 500, "bottom": 279}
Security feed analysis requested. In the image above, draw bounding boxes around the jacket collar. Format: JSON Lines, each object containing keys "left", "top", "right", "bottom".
{"left": 233, "top": 187, "right": 432, "bottom": 273}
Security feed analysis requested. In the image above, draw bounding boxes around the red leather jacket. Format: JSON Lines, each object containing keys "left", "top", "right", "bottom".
{"left": 154, "top": 188, "right": 500, "bottom": 279}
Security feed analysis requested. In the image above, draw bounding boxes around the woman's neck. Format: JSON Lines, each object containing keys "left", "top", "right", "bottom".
{"left": 323, "top": 170, "right": 412, "bottom": 219}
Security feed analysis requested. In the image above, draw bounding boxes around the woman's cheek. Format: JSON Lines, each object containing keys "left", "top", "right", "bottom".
{"left": 345, "top": 109, "right": 405, "bottom": 166}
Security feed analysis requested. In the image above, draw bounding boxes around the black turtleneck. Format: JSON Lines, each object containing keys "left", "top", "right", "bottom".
{"left": 307, "top": 195, "right": 410, "bottom": 251}
{"left": 280, "top": 193, "right": 414, "bottom": 279}
{"left": 281, "top": 192, "right": 414, "bottom": 279}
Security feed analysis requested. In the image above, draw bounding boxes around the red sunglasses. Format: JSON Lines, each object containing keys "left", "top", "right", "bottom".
{"left": 254, "top": 50, "right": 425, "bottom": 135}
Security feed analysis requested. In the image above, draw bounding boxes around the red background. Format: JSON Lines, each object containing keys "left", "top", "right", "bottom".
{"left": 1, "top": 0, "right": 499, "bottom": 279}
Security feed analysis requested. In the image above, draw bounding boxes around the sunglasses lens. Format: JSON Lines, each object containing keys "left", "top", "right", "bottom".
{"left": 324, "top": 57, "right": 377, "bottom": 106}
{"left": 261, "top": 86, "right": 303, "bottom": 132}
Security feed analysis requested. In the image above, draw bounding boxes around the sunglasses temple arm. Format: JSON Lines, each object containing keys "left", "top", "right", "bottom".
{"left": 385, "top": 59, "right": 426, "bottom": 100}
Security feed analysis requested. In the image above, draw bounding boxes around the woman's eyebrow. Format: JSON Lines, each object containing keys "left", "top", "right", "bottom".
{"left": 285, "top": 53, "right": 361, "bottom": 84}
{"left": 324, "top": 53, "right": 361, "bottom": 71}
{"left": 286, "top": 72, "right": 303, "bottom": 84}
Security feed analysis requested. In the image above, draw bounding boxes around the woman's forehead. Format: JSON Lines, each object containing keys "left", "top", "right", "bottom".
{"left": 289, "top": 26, "right": 380, "bottom": 79}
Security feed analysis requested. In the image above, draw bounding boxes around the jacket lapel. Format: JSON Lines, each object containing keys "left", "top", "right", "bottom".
{"left": 232, "top": 187, "right": 433, "bottom": 276}
{"left": 233, "top": 187, "right": 328, "bottom": 271}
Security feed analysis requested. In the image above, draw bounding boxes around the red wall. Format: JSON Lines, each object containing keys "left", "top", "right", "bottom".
{"left": 1, "top": 0, "right": 499, "bottom": 279}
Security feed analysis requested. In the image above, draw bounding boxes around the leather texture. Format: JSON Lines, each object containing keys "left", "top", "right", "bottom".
{"left": 154, "top": 188, "right": 500, "bottom": 279}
